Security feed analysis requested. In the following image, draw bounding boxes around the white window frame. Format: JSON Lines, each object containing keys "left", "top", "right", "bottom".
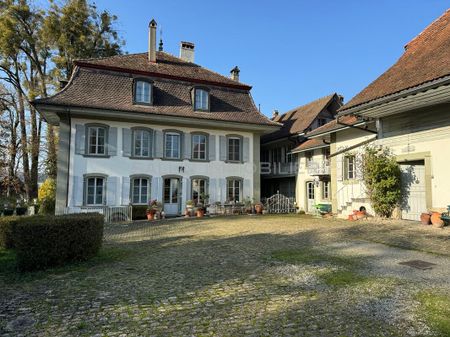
{"left": 227, "top": 178, "right": 242, "bottom": 202}
{"left": 134, "top": 80, "right": 152, "bottom": 104}
{"left": 131, "top": 177, "right": 151, "bottom": 205}
{"left": 87, "top": 125, "right": 107, "bottom": 156}
{"left": 194, "top": 88, "right": 209, "bottom": 111}
{"left": 345, "top": 155, "right": 356, "bottom": 180}
{"left": 322, "top": 181, "right": 330, "bottom": 200}
{"left": 227, "top": 137, "right": 241, "bottom": 162}
{"left": 191, "top": 177, "right": 209, "bottom": 205}
{"left": 133, "top": 129, "right": 152, "bottom": 158}
{"left": 85, "top": 176, "right": 106, "bottom": 206}
{"left": 192, "top": 134, "right": 207, "bottom": 160}
{"left": 164, "top": 132, "right": 181, "bottom": 159}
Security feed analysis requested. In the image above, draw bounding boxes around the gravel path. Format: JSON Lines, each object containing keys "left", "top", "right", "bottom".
{"left": 1, "top": 215, "right": 449, "bottom": 337}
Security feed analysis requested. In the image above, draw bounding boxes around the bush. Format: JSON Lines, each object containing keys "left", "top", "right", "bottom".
{"left": 0, "top": 216, "right": 20, "bottom": 249}
{"left": 38, "top": 178, "right": 56, "bottom": 215}
{"left": 363, "top": 147, "right": 402, "bottom": 218}
{"left": 132, "top": 205, "right": 148, "bottom": 220}
{"left": 13, "top": 213, "right": 104, "bottom": 271}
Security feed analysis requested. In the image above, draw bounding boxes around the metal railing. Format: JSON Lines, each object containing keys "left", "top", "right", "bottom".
{"left": 63, "top": 206, "right": 133, "bottom": 223}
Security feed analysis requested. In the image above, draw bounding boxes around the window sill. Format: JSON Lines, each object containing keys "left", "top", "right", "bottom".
{"left": 82, "top": 154, "right": 110, "bottom": 158}
{"left": 343, "top": 179, "right": 359, "bottom": 185}
{"left": 189, "top": 159, "right": 210, "bottom": 163}
{"left": 161, "top": 157, "right": 184, "bottom": 162}
{"left": 129, "top": 156, "right": 153, "bottom": 160}
{"left": 225, "top": 160, "right": 243, "bottom": 164}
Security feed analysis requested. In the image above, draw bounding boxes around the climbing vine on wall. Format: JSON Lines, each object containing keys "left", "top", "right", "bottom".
{"left": 363, "top": 147, "right": 401, "bottom": 218}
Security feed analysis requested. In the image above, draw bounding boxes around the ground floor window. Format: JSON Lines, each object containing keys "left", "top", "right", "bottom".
{"left": 192, "top": 178, "right": 208, "bottom": 205}
{"left": 132, "top": 177, "right": 150, "bottom": 204}
{"left": 307, "top": 181, "right": 315, "bottom": 200}
{"left": 85, "top": 176, "right": 105, "bottom": 205}
{"left": 322, "top": 181, "right": 330, "bottom": 200}
{"left": 227, "top": 178, "right": 242, "bottom": 202}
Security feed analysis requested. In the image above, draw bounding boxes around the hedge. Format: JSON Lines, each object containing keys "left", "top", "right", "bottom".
{"left": 0, "top": 216, "right": 20, "bottom": 249}
{"left": 132, "top": 205, "right": 148, "bottom": 220}
{"left": 13, "top": 213, "right": 104, "bottom": 271}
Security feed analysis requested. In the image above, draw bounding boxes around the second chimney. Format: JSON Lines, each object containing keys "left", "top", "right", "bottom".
{"left": 179, "top": 42, "right": 195, "bottom": 63}
{"left": 230, "top": 66, "right": 240, "bottom": 81}
{"left": 148, "top": 19, "right": 157, "bottom": 62}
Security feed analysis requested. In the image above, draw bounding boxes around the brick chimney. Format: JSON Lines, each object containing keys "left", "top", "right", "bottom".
{"left": 148, "top": 19, "right": 157, "bottom": 62}
{"left": 230, "top": 66, "right": 240, "bottom": 81}
{"left": 179, "top": 42, "right": 195, "bottom": 63}
{"left": 272, "top": 110, "right": 279, "bottom": 118}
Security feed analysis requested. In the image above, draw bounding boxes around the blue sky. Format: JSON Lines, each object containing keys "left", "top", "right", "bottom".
{"left": 94, "top": 0, "right": 449, "bottom": 117}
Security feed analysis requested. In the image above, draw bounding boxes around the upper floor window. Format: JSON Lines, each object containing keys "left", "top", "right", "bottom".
{"left": 305, "top": 151, "right": 313, "bottom": 163}
{"left": 192, "top": 134, "right": 207, "bottom": 160}
{"left": 133, "top": 129, "right": 152, "bottom": 157}
{"left": 344, "top": 155, "right": 356, "bottom": 180}
{"left": 165, "top": 132, "right": 181, "bottom": 159}
{"left": 131, "top": 177, "right": 150, "bottom": 204}
{"left": 194, "top": 88, "right": 209, "bottom": 111}
{"left": 228, "top": 137, "right": 241, "bottom": 162}
{"left": 87, "top": 125, "right": 107, "bottom": 155}
{"left": 85, "top": 176, "right": 105, "bottom": 206}
{"left": 134, "top": 80, "right": 152, "bottom": 104}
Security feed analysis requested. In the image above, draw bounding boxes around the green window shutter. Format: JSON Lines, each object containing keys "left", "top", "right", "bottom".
{"left": 243, "top": 137, "right": 250, "bottom": 162}
{"left": 108, "top": 127, "right": 118, "bottom": 156}
{"left": 184, "top": 132, "right": 191, "bottom": 159}
{"left": 209, "top": 135, "right": 216, "bottom": 161}
{"left": 219, "top": 136, "right": 227, "bottom": 161}
{"left": 154, "top": 130, "right": 164, "bottom": 158}
{"left": 122, "top": 128, "right": 132, "bottom": 157}
{"left": 75, "top": 124, "right": 86, "bottom": 155}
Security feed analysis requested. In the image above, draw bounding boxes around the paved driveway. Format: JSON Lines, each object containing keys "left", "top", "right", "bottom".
{"left": 1, "top": 215, "right": 449, "bottom": 336}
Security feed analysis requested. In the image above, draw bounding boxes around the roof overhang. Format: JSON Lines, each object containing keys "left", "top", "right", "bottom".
{"left": 33, "top": 103, "right": 280, "bottom": 134}
{"left": 291, "top": 143, "right": 329, "bottom": 154}
{"left": 338, "top": 76, "right": 450, "bottom": 118}
{"left": 307, "top": 121, "right": 371, "bottom": 139}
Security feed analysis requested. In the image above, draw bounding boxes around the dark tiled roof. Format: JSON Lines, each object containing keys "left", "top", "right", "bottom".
{"left": 342, "top": 9, "right": 450, "bottom": 111}
{"left": 292, "top": 138, "right": 329, "bottom": 153}
{"left": 34, "top": 52, "right": 278, "bottom": 127}
{"left": 305, "top": 115, "right": 361, "bottom": 137}
{"left": 75, "top": 51, "right": 250, "bottom": 89}
{"left": 35, "top": 67, "right": 276, "bottom": 126}
{"left": 261, "top": 93, "right": 341, "bottom": 143}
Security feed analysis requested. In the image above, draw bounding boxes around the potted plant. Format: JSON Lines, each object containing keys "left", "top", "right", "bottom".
{"left": 146, "top": 199, "right": 162, "bottom": 220}
{"left": 431, "top": 211, "right": 444, "bottom": 228}
{"left": 243, "top": 196, "right": 253, "bottom": 214}
{"left": 195, "top": 205, "right": 205, "bottom": 217}
{"left": 185, "top": 200, "right": 194, "bottom": 217}
{"left": 420, "top": 212, "right": 431, "bottom": 225}
{"left": 254, "top": 202, "right": 263, "bottom": 214}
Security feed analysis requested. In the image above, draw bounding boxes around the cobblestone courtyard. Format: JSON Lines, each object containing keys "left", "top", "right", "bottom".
{"left": 1, "top": 215, "right": 450, "bottom": 337}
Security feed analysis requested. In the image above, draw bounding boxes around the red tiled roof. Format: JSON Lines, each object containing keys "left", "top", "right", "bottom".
{"left": 341, "top": 9, "right": 450, "bottom": 111}
{"left": 292, "top": 138, "right": 329, "bottom": 153}
{"left": 261, "top": 93, "right": 341, "bottom": 143}
{"left": 305, "top": 115, "right": 361, "bottom": 137}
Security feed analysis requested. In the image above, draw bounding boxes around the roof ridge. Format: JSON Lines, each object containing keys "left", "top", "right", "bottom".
{"left": 277, "top": 93, "right": 337, "bottom": 119}
{"left": 75, "top": 52, "right": 147, "bottom": 63}
{"left": 404, "top": 8, "right": 450, "bottom": 50}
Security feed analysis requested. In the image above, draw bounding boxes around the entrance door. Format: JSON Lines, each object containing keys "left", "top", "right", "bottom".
{"left": 163, "top": 178, "right": 181, "bottom": 215}
{"left": 400, "top": 162, "right": 426, "bottom": 221}
{"left": 306, "top": 181, "right": 315, "bottom": 213}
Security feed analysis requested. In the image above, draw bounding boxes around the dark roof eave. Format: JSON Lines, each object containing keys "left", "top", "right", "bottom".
{"left": 74, "top": 61, "right": 252, "bottom": 91}
{"left": 339, "top": 74, "right": 450, "bottom": 115}
{"left": 33, "top": 102, "right": 280, "bottom": 132}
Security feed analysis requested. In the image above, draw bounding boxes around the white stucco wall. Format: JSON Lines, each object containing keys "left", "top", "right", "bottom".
{"left": 66, "top": 118, "right": 257, "bottom": 212}
{"left": 295, "top": 148, "right": 331, "bottom": 213}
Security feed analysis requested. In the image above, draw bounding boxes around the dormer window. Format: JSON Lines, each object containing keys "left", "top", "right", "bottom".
{"left": 134, "top": 80, "right": 152, "bottom": 104}
{"left": 194, "top": 88, "right": 209, "bottom": 111}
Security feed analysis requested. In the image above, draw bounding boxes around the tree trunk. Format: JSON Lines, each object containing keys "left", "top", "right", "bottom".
{"left": 17, "top": 91, "right": 31, "bottom": 201}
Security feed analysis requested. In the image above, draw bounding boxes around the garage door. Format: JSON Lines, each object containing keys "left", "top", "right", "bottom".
{"left": 400, "top": 162, "right": 426, "bottom": 221}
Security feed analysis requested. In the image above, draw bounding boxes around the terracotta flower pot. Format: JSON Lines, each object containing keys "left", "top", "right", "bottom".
{"left": 420, "top": 213, "right": 431, "bottom": 225}
{"left": 255, "top": 204, "right": 263, "bottom": 214}
{"left": 196, "top": 210, "right": 204, "bottom": 217}
{"left": 147, "top": 212, "right": 155, "bottom": 220}
{"left": 355, "top": 210, "right": 366, "bottom": 220}
{"left": 431, "top": 212, "right": 444, "bottom": 228}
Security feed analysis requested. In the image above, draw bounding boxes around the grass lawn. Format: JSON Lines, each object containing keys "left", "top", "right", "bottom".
{"left": 1, "top": 214, "right": 449, "bottom": 337}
